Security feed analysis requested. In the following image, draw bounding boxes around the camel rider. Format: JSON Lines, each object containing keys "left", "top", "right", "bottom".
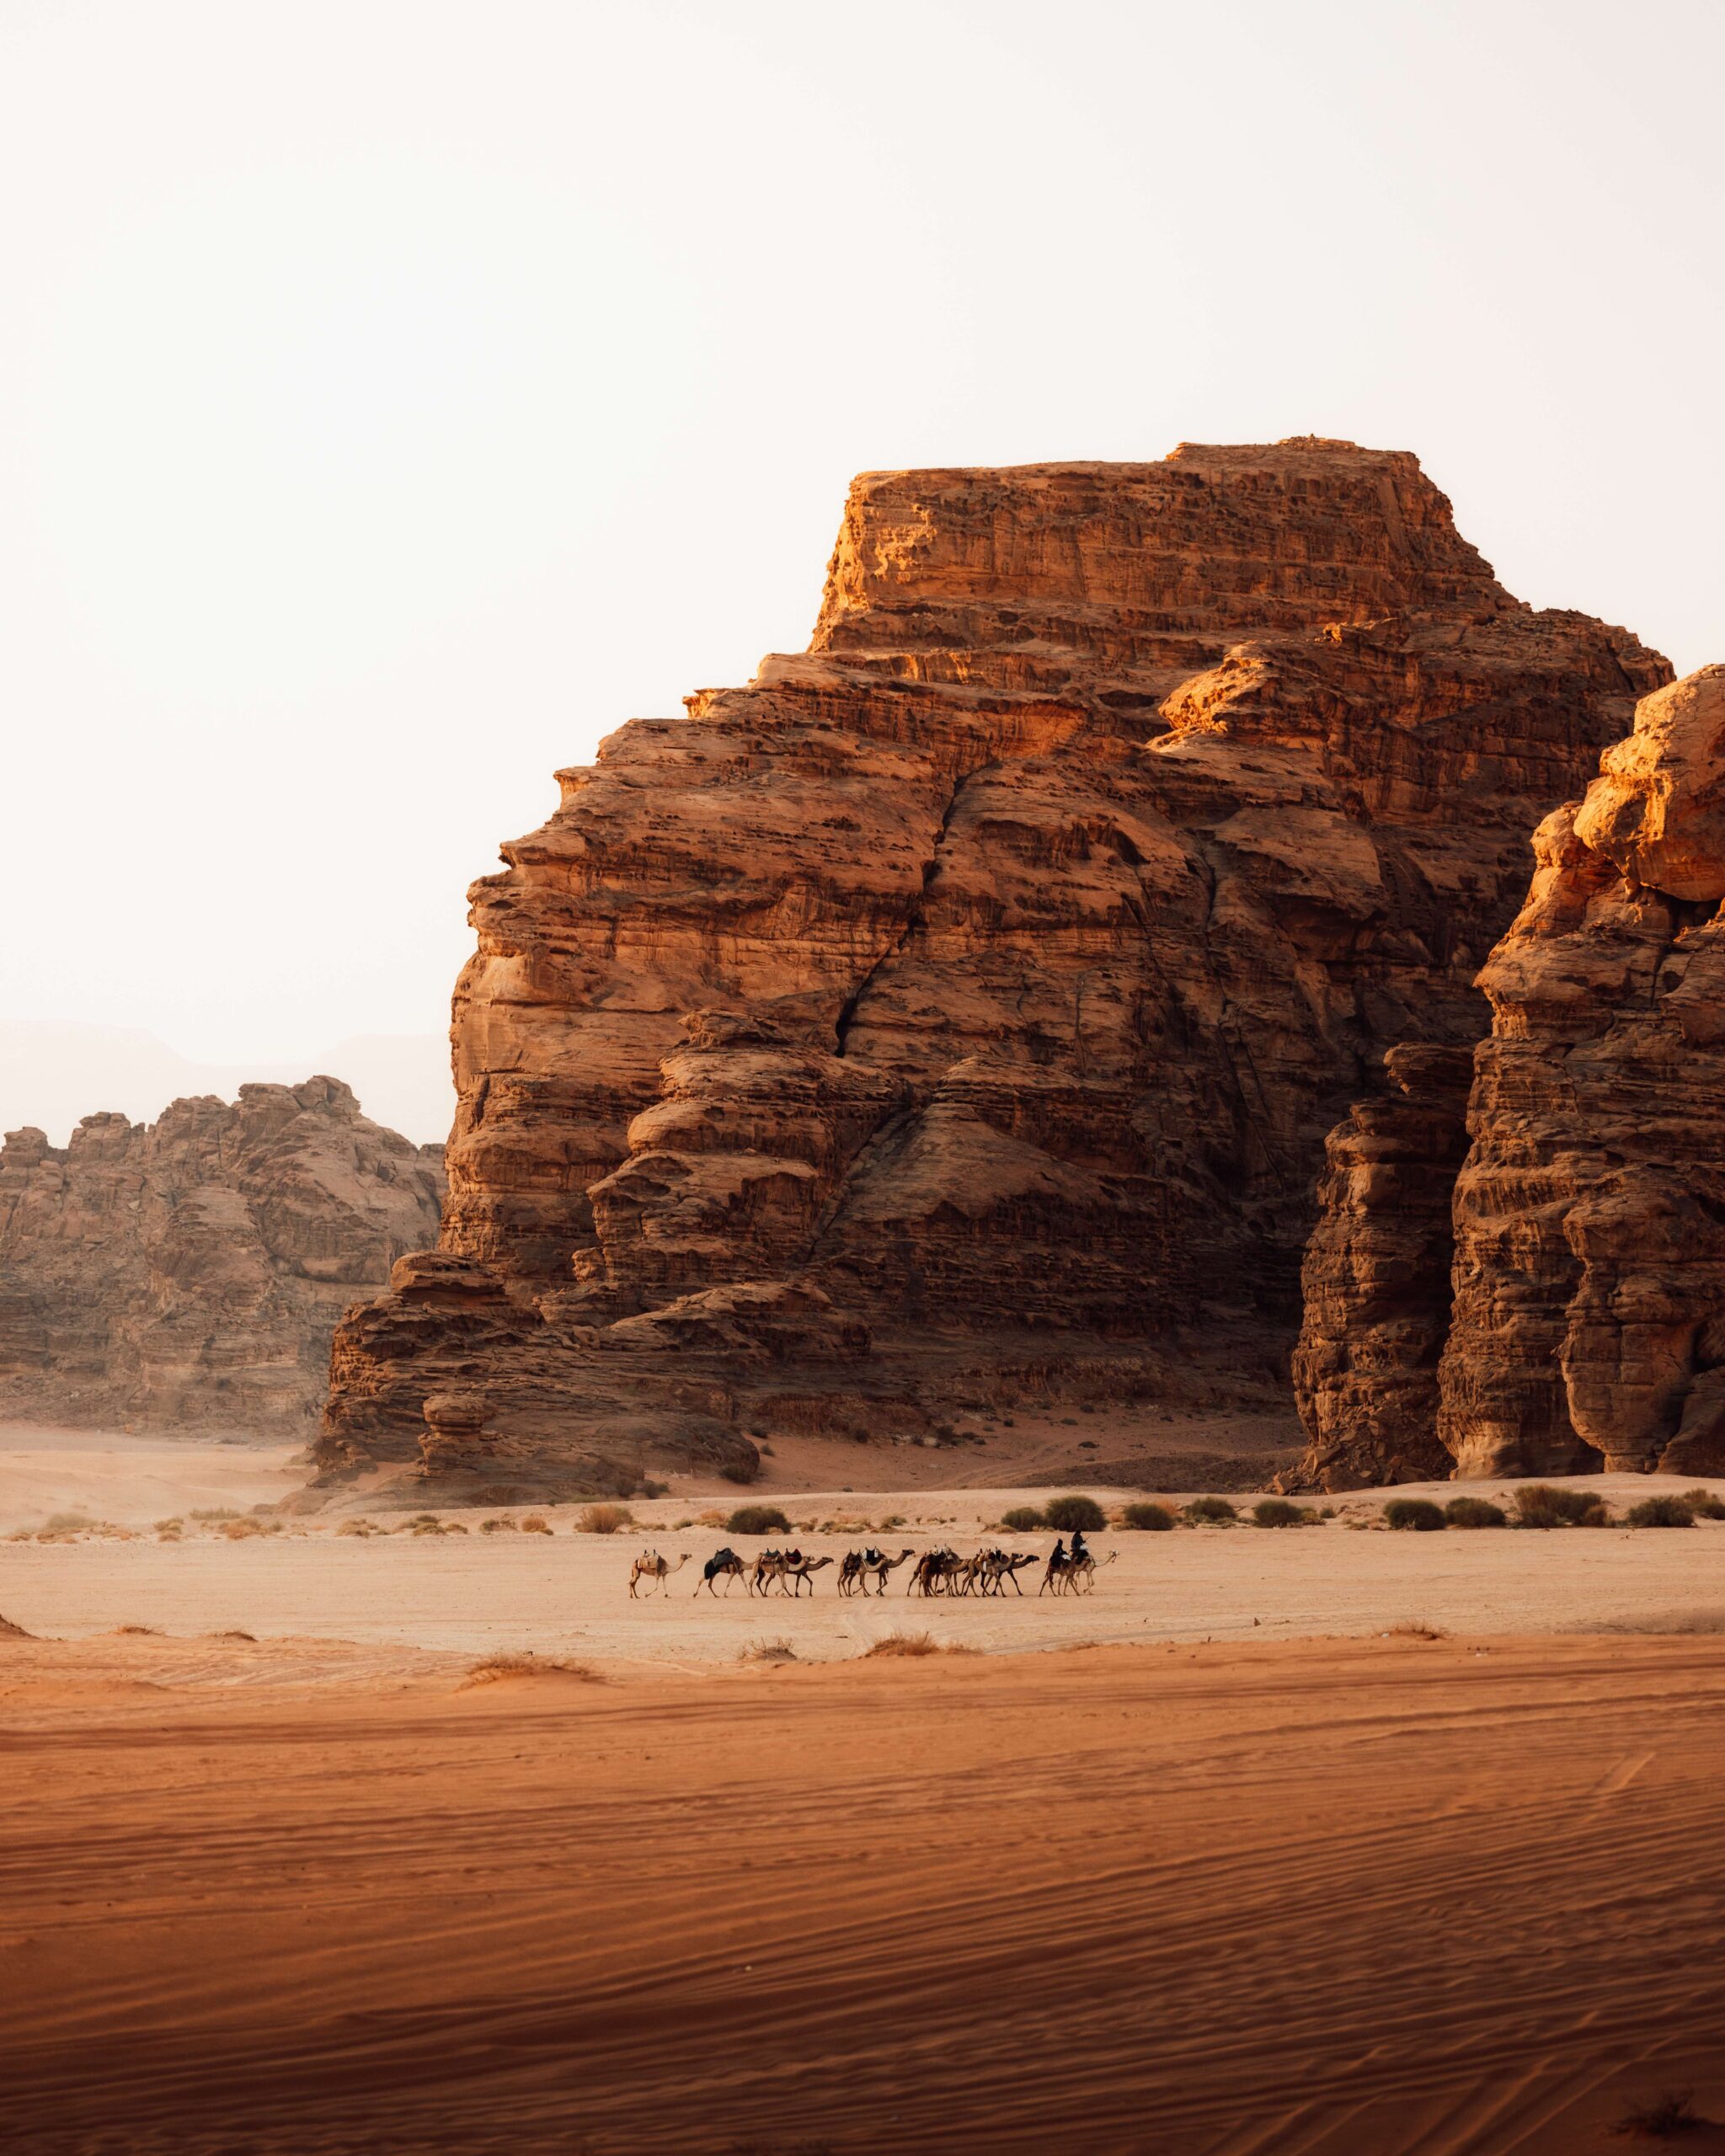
{"left": 1049, "top": 1535, "right": 1067, "bottom": 1571}
{"left": 1070, "top": 1529, "right": 1090, "bottom": 1566}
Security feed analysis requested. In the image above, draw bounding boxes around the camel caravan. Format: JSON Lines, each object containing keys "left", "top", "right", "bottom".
{"left": 649, "top": 1535, "right": 1115, "bottom": 1601}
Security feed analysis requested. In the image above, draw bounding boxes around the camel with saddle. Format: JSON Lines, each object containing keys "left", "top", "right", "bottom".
{"left": 628, "top": 1548, "right": 690, "bottom": 1597}
{"left": 838, "top": 1546, "right": 916, "bottom": 1597}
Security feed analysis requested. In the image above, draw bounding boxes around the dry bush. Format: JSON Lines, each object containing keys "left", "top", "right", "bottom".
{"left": 1627, "top": 1496, "right": 1696, "bottom": 1529}
{"left": 1611, "top": 2085, "right": 1706, "bottom": 2138}
{"left": 1679, "top": 1488, "right": 1725, "bottom": 1521}
{"left": 1445, "top": 1497, "right": 1508, "bottom": 1529}
{"left": 1385, "top": 1498, "right": 1447, "bottom": 1532}
{"left": 189, "top": 1508, "right": 241, "bottom": 1522}
{"left": 861, "top": 1631, "right": 975, "bottom": 1657}
{"left": 697, "top": 1508, "right": 729, "bottom": 1528}
{"left": 720, "top": 1458, "right": 761, "bottom": 1486}
{"left": 480, "top": 1517, "right": 519, "bottom": 1534}
{"left": 740, "top": 1637, "right": 797, "bottom": 1663}
{"left": 152, "top": 1517, "right": 184, "bottom": 1533}
{"left": 519, "top": 1515, "right": 553, "bottom": 1535}
{"left": 1252, "top": 1498, "right": 1305, "bottom": 1529}
{"left": 1043, "top": 1495, "right": 1107, "bottom": 1533}
{"left": 1594, "top": 1609, "right": 1725, "bottom": 1636}
{"left": 41, "top": 1512, "right": 94, "bottom": 1535}
{"left": 725, "top": 1504, "right": 790, "bottom": 1536}
{"left": 1513, "top": 1483, "right": 1607, "bottom": 1529}
{"left": 465, "top": 1652, "right": 599, "bottom": 1684}
{"left": 336, "top": 1518, "right": 380, "bottom": 1537}
{"left": 998, "top": 1506, "right": 1044, "bottom": 1532}
{"left": 1119, "top": 1502, "right": 1177, "bottom": 1531}
{"left": 1185, "top": 1496, "right": 1237, "bottom": 1524}
{"left": 113, "top": 1624, "right": 161, "bottom": 1636}
{"left": 638, "top": 1477, "right": 670, "bottom": 1497}
{"left": 220, "top": 1517, "right": 267, "bottom": 1539}
{"left": 1388, "top": 1620, "right": 1450, "bottom": 1641}
{"left": 575, "top": 1503, "right": 634, "bottom": 1535}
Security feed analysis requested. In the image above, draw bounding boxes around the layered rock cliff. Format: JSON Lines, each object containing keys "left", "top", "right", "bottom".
{"left": 1290, "top": 665, "right": 1723, "bottom": 1485}
{"left": 318, "top": 440, "right": 1667, "bottom": 1497}
{"left": 0, "top": 1079, "right": 445, "bottom": 1435}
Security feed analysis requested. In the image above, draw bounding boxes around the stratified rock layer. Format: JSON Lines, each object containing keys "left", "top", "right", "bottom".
{"left": 1439, "top": 666, "right": 1725, "bottom": 1477}
{"left": 318, "top": 441, "right": 1668, "bottom": 1494}
{"left": 0, "top": 1079, "right": 445, "bottom": 1434}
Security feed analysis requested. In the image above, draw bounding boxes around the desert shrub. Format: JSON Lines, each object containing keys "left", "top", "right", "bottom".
{"left": 740, "top": 1637, "right": 797, "bottom": 1663}
{"left": 1252, "top": 1498, "right": 1304, "bottom": 1529}
{"left": 220, "top": 1517, "right": 267, "bottom": 1539}
{"left": 41, "top": 1512, "right": 94, "bottom": 1535}
{"left": 1612, "top": 2085, "right": 1703, "bottom": 2138}
{"left": 998, "top": 1506, "right": 1045, "bottom": 1532}
{"left": 720, "top": 1454, "right": 761, "bottom": 1486}
{"left": 1679, "top": 1488, "right": 1725, "bottom": 1521}
{"left": 114, "top": 1623, "right": 162, "bottom": 1635}
{"left": 1388, "top": 1619, "right": 1450, "bottom": 1641}
{"left": 725, "top": 1504, "right": 791, "bottom": 1536}
{"left": 519, "top": 1515, "right": 553, "bottom": 1535}
{"left": 480, "top": 1517, "right": 519, "bottom": 1534}
{"left": 863, "top": 1631, "right": 940, "bottom": 1657}
{"left": 1445, "top": 1497, "right": 1508, "bottom": 1529}
{"left": 1119, "top": 1502, "right": 1177, "bottom": 1531}
{"left": 1385, "top": 1498, "right": 1447, "bottom": 1533}
{"left": 465, "top": 1652, "right": 597, "bottom": 1684}
{"left": 189, "top": 1508, "right": 240, "bottom": 1522}
{"left": 1043, "top": 1495, "right": 1107, "bottom": 1533}
{"left": 575, "top": 1503, "right": 633, "bottom": 1535}
{"left": 336, "top": 1518, "right": 380, "bottom": 1537}
{"left": 1626, "top": 1495, "right": 1695, "bottom": 1529}
{"left": 1513, "top": 1483, "right": 1605, "bottom": 1529}
{"left": 1185, "top": 1496, "right": 1237, "bottom": 1524}
{"left": 638, "top": 1477, "right": 670, "bottom": 1497}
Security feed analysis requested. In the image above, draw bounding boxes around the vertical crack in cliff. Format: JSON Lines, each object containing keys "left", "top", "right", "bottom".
{"left": 831, "top": 760, "right": 985, "bottom": 1059}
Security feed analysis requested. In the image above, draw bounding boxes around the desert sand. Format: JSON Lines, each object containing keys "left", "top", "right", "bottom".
{"left": 9, "top": 1435, "right": 1725, "bottom": 2152}
{"left": 5, "top": 1625, "right": 1725, "bottom": 2154}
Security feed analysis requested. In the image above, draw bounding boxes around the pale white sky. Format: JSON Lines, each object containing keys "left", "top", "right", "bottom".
{"left": 3, "top": 0, "right": 1720, "bottom": 1143}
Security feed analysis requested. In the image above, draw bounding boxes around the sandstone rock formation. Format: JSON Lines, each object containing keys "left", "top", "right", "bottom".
{"left": 1441, "top": 664, "right": 1725, "bottom": 1477}
{"left": 1290, "top": 664, "right": 1724, "bottom": 1486}
{"left": 0, "top": 1079, "right": 445, "bottom": 1435}
{"left": 318, "top": 441, "right": 1667, "bottom": 1497}
{"left": 1287, "top": 1043, "right": 1473, "bottom": 1488}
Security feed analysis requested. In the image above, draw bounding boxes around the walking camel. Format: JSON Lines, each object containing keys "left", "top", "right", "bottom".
{"left": 695, "top": 1547, "right": 745, "bottom": 1595}
{"left": 628, "top": 1549, "right": 690, "bottom": 1597}
{"left": 838, "top": 1546, "right": 915, "bottom": 1597}
{"left": 777, "top": 1552, "right": 835, "bottom": 1597}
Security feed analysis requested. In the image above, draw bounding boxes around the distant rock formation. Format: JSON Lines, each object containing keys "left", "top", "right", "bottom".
{"left": 0, "top": 1078, "right": 444, "bottom": 1435}
{"left": 1290, "top": 664, "right": 1725, "bottom": 1486}
{"left": 318, "top": 441, "right": 1666, "bottom": 1497}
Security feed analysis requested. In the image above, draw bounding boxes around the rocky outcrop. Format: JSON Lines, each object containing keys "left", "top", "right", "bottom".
{"left": 1286, "top": 1044, "right": 1473, "bottom": 1488}
{"left": 1289, "top": 664, "right": 1725, "bottom": 1485}
{"left": 318, "top": 441, "right": 1667, "bottom": 1496}
{"left": 1440, "top": 664, "right": 1725, "bottom": 1477}
{"left": 0, "top": 1079, "right": 444, "bottom": 1435}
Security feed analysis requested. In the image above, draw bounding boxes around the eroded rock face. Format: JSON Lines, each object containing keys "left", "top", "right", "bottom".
{"left": 1287, "top": 1044, "right": 1474, "bottom": 1490}
{"left": 318, "top": 441, "right": 1667, "bottom": 1494}
{"left": 0, "top": 1079, "right": 445, "bottom": 1434}
{"left": 1440, "top": 666, "right": 1725, "bottom": 1476}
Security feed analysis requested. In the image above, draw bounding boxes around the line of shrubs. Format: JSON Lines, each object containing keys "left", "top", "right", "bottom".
{"left": 1385, "top": 1486, "right": 1725, "bottom": 1532}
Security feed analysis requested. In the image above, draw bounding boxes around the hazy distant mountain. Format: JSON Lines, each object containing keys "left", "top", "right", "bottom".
{"left": 0, "top": 1022, "right": 453, "bottom": 1146}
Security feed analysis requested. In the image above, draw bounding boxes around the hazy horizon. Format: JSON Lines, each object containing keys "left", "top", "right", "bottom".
{"left": 4, "top": 0, "right": 1721, "bottom": 1136}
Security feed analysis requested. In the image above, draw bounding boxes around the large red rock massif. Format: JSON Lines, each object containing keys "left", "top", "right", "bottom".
{"left": 0, "top": 1080, "right": 445, "bottom": 1436}
{"left": 1291, "top": 665, "right": 1724, "bottom": 1486}
{"left": 318, "top": 441, "right": 1668, "bottom": 1497}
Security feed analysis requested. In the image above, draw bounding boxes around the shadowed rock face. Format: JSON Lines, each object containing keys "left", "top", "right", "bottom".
{"left": 318, "top": 441, "right": 1667, "bottom": 1497}
{"left": 0, "top": 1079, "right": 444, "bottom": 1434}
{"left": 1286, "top": 1044, "right": 1475, "bottom": 1491}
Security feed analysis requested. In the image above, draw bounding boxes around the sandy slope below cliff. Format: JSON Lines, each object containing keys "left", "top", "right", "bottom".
{"left": 4, "top": 1629, "right": 1725, "bottom": 2156}
{"left": 0, "top": 1421, "right": 307, "bottom": 1531}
